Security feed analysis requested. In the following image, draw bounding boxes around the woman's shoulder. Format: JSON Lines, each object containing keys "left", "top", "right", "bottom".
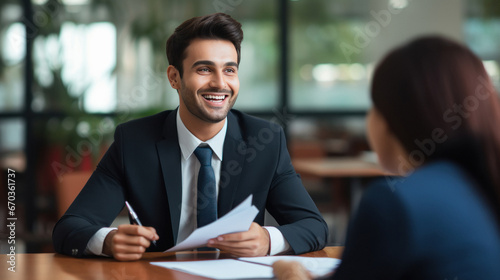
{"left": 371, "top": 160, "right": 473, "bottom": 198}
{"left": 357, "top": 160, "right": 500, "bottom": 277}
{"left": 364, "top": 160, "right": 499, "bottom": 241}
{"left": 362, "top": 160, "right": 497, "bottom": 232}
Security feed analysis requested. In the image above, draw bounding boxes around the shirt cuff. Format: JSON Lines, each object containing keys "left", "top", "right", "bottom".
{"left": 85, "top": 227, "right": 117, "bottom": 256}
{"left": 263, "top": 226, "right": 291, "bottom": 255}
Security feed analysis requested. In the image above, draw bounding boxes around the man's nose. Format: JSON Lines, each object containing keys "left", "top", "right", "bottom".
{"left": 209, "top": 71, "right": 227, "bottom": 89}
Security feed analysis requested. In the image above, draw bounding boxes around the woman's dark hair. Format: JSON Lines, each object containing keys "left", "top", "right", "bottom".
{"left": 166, "top": 13, "right": 243, "bottom": 77}
{"left": 371, "top": 36, "right": 500, "bottom": 218}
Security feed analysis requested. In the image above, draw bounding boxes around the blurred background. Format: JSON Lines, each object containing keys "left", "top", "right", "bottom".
{"left": 1, "top": 0, "right": 499, "bottom": 253}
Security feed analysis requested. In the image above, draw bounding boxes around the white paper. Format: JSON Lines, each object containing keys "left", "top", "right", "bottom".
{"left": 151, "top": 256, "right": 340, "bottom": 279}
{"left": 165, "top": 195, "right": 259, "bottom": 252}
{"left": 239, "top": 256, "right": 341, "bottom": 278}
{"left": 151, "top": 259, "right": 274, "bottom": 279}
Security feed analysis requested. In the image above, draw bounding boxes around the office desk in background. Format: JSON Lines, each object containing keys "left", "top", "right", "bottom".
{"left": 1, "top": 247, "right": 343, "bottom": 280}
{"left": 293, "top": 156, "right": 390, "bottom": 178}
{"left": 293, "top": 156, "right": 394, "bottom": 243}
{"left": 293, "top": 156, "right": 392, "bottom": 208}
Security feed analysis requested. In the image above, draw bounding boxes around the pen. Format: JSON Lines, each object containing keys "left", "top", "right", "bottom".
{"left": 125, "top": 201, "right": 157, "bottom": 247}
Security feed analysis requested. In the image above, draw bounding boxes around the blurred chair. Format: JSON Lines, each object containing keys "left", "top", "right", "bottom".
{"left": 55, "top": 171, "right": 92, "bottom": 218}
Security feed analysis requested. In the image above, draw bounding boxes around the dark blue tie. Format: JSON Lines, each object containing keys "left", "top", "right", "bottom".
{"left": 194, "top": 146, "right": 217, "bottom": 228}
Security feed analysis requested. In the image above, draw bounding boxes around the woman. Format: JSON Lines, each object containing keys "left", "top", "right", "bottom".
{"left": 274, "top": 36, "right": 500, "bottom": 279}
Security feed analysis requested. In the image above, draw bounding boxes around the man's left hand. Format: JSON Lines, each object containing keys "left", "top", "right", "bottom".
{"left": 207, "top": 222, "right": 270, "bottom": 256}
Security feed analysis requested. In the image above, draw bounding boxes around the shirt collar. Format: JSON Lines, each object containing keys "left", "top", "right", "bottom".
{"left": 176, "top": 109, "right": 227, "bottom": 161}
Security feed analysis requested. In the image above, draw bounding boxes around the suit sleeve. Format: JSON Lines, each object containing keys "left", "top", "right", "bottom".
{"left": 52, "top": 126, "right": 127, "bottom": 257}
{"left": 332, "top": 182, "right": 412, "bottom": 279}
{"left": 265, "top": 128, "right": 329, "bottom": 254}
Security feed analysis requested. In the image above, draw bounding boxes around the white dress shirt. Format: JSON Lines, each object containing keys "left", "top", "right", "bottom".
{"left": 176, "top": 109, "right": 225, "bottom": 243}
{"left": 86, "top": 110, "right": 289, "bottom": 256}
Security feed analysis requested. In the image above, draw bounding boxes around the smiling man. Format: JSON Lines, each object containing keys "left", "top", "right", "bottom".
{"left": 171, "top": 39, "right": 239, "bottom": 139}
{"left": 53, "top": 13, "right": 328, "bottom": 261}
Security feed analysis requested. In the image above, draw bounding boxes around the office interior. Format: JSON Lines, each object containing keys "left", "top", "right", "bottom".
{"left": 1, "top": 0, "right": 499, "bottom": 253}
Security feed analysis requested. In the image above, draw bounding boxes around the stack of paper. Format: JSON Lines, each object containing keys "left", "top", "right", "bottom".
{"left": 151, "top": 259, "right": 274, "bottom": 279}
{"left": 239, "top": 256, "right": 340, "bottom": 278}
{"left": 151, "top": 256, "right": 340, "bottom": 279}
{"left": 165, "top": 195, "right": 259, "bottom": 252}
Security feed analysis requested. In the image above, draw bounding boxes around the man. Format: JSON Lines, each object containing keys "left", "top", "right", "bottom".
{"left": 52, "top": 13, "right": 328, "bottom": 261}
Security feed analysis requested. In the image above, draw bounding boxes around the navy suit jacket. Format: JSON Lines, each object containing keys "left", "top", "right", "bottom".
{"left": 332, "top": 161, "right": 500, "bottom": 279}
{"left": 52, "top": 109, "right": 328, "bottom": 257}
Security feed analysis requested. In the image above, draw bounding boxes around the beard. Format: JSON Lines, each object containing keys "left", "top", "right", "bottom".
{"left": 179, "top": 83, "right": 237, "bottom": 124}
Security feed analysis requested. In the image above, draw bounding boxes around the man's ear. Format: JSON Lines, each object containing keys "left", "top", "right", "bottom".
{"left": 167, "top": 65, "right": 181, "bottom": 90}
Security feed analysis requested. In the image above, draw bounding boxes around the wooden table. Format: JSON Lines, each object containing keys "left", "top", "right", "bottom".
{"left": 293, "top": 156, "right": 392, "bottom": 208}
{"left": 293, "top": 157, "right": 389, "bottom": 178}
{"left": 0, "top": 247, "right": 343, "bottom": 280}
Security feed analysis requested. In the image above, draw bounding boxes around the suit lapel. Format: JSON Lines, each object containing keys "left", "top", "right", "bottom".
{"left": 218, "top": 111, "right": 247, "bottom": 216}
{"left": 156, "top": 110, "right": 182, "bottom": 244}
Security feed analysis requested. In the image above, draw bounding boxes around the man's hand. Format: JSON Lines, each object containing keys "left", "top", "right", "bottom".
{"left": 207, "top": 222, "right": 270, "bottom": 257}
{"left": 103, "top": 225, "right": 159, "bottom": 261}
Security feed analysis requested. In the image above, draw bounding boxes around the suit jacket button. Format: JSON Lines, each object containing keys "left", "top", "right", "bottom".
{"left": 72, "top": 249, "right": 78, "bottom": 256}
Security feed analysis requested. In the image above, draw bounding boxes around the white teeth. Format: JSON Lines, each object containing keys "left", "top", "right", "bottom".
{"left": 204, "top": 95, "right": 225, "bottom": 100}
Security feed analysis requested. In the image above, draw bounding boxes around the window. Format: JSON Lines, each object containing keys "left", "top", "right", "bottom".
{"left": 33, "top": 22, "right": 116, "bottom": 112}
{"left": 0, "top": 5, "right": 25, "bottom": 112}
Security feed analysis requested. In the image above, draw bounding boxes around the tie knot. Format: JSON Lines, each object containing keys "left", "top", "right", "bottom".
{"left": 194, "top": 146, "right": 213, "bottom": 166}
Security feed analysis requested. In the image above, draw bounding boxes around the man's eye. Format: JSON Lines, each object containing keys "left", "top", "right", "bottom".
{"left": 225, "top": 68, "right": 236, "bottom": 73}
{"left": 198, "top": 68, "right": 210, "bottom": 72}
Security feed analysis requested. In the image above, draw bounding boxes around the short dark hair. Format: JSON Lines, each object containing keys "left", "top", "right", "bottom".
{"left": 166, "top": 13, "right": 243, "bottom": 77}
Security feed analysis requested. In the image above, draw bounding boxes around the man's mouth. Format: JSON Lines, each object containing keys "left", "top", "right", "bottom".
{"left": 202, "top": 94, "right": 228, "bottom": 103}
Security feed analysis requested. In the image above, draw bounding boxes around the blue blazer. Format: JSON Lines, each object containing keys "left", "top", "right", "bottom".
{"left": 333, "top": 161, "right": 500, "bottom": 279}
{"left": 52, "top": 109, "right": 328, "bottom": 257}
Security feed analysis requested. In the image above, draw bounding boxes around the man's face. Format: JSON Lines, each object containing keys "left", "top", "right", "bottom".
{"left": 175, "top": 39, "right": 239, "bottom": 124}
